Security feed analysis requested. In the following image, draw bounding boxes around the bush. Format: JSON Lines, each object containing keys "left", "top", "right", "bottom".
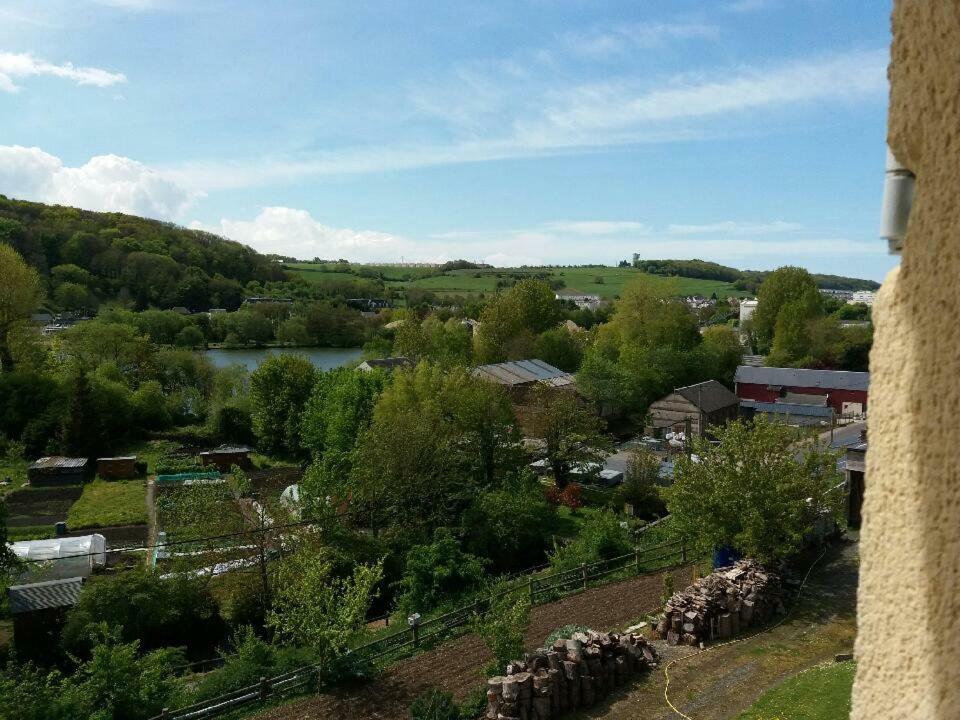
{"left": 544, "top": 624, "right": 590, "bottom": 646}
{"left": 410, "top": 689, "right": 461, "bottom": 720}
{"left": 549, "top": 510, "right": 632, "bottom": 572}
{"left": 471, "top": 582, "right": 530, "bottom": 675}
{"left": 397, "top": 528, "right": 487, "bottom": 616}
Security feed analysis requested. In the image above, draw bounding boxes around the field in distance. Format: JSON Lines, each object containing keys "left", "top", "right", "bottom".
{"left": 286, "top": 263, "right": 748, "bottom": 300}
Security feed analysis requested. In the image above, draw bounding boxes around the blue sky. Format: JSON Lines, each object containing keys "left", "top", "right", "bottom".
{"left": 0, "top": 0, "right": 897, "bottom": 280}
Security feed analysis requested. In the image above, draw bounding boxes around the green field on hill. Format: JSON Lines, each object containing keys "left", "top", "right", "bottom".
{"left": 286, "top": 263, "right": 748, "bottom": 300}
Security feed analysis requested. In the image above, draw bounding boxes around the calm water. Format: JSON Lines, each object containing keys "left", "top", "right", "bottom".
{"left": 203, "top": 347, "right": 363, "bottom": 372}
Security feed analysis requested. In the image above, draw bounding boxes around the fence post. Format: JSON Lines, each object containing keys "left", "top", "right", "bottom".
{"left": 160, "top": 710, "right": 169, "bottom": 720}
{"left": 681, "top": 542, "right": 687, "bottom": 564}
{"left": 580, "top": 563, "right": 587, "bottom": 590}
{"left": 259, "top": 675, "right": 270, "bottom": 702}
{"left": 635, "top": 547, "right": 640, "bottom": 573}
{"left": 529, "top": 577, "right": 535, "bottom": 603}
{"left": 412, "top": 623, "right": 419, "bottom": 647}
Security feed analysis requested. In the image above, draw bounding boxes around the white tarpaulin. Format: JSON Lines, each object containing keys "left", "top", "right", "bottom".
{"left": 10, "top": 534, "right": 107, "bottom": 580}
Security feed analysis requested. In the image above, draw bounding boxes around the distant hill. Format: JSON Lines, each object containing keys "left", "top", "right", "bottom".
{"left": 632, "top": 259, "right": 880, "bottom": 293}
{"left": 0, "top": 196, "right": 286, "bottom": 311}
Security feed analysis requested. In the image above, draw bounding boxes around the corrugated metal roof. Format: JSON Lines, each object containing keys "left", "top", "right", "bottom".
{"left": 735, "top": 366, "right": 869, "bottom": 392}
{"left": 675, "top": 380, "right": 738, "bottom": 413}
{"left": 782, "top": 392, "right": 828, "bottom": 406}
{"left": 8, "top": 577, "right": 84, "bottom": 614}
{"left": 27, "top": 456, "right": 88, "bottom": 471}
{"left": 472, "top": 359, "right": 574, "bottom": 387}
{"left": 741, "top": 400, "right": 835, "bottom": 417}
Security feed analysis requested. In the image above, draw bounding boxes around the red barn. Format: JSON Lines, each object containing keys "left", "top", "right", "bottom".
{"left": 734, "top": 366, "right": 869, "bottom": 416}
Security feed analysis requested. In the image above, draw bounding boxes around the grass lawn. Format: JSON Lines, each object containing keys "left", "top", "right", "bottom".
{"left": 736, "top": 660, "right": 856, "bottom": 720}
{"left": 286, "top": 263, "right": 748, "bottom": 301}
{"left": 66, "top": 480, "right": 148, "bottom": 529}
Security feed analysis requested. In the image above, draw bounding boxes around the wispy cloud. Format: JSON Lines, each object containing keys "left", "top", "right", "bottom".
{"left": 723, "top": 0, "right": 773, "bottom": 13}
{"left": 667, "top": 220, "right": 802, "bottom": 235}
{"left": 163, "top": 48, "right": 886, "bottom": 190}
{"left": 545, "top": 220, "right": 652, "bottom": 235}
{"left": 0, "top": 52, "right": 125, "bottom": 93}
{"left": 560, "top": 21, "right": 719, "bottom": 59}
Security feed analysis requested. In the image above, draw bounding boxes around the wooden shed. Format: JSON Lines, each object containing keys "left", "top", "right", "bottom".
{"left": 199, "top": 445, "right": 252, "bottom": 473}
{"left": 96, "top": 456, "right": 138, "bottom": 480}
{"left": 646, "top": 380, "right": 739, "bottom": 439}
{"left": 27, "top": 457, "right": 89, "bottom": 486}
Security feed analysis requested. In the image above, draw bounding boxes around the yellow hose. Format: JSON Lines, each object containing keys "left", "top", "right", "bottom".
{"left": 662, "top": 546, "right": 829, "bottom": 719}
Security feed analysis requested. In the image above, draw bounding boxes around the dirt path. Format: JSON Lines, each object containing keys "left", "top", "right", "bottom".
{"left": 567, "top": 540, "right": 859, "bottom": 720}
{"left": 255, "top": 565, "right": 695, "bottom": 720}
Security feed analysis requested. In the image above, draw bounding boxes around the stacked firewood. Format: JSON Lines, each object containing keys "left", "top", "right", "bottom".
{"left": 653, "top": 560, "right": 783, "bottom": 646}
{"left": 485, "top": 630, "right": 659, "bottom": 720}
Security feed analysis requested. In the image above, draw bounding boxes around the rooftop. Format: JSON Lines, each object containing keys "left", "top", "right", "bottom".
{"left": 8, "top": 577, "right": 84, "bottom": 614}
{"left": 734, "top": 366, "right": 870, "bottom": 392}
{"left": 27, "top": 456, "right": 88, "bottom": 471}
{"left": 674, "top": 380, "right": 738, "bottom": 413}
{"left": 472, "top": 359, "right": 574, "bottom": 388}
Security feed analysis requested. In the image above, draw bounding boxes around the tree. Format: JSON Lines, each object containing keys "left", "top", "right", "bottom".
{"left": 668, "top": 418, "right": 841, "bottom": 563}
{"left": 699, "top": 325, "right": 743, "bottom": 387}
{"left": 471, "top": 582, "right": 531, "bottom": 675}
{"left": 474, "top": 280, "right": 558, "bottom": 363}
{"left": 396, "top": 528, "right": 487, "bottom": 615}
{"left": 267, "top": 548, "right": 382, "bottom": 673}
{"left": 534, "top": 327, "right": 584, "bottom": 372}
{"left": 526, "top": 384, "right": 611, "bottom": 488}
{"left": 249, "top": 354, "right": 317, "bottom": 457}
{"left": 301, "top": 368, "right": 386, "bottom": 460}
{"left": 174, "top": 324, "right": 205, "bottom": 348}
{"left": 60, "top": 367, "right": 100, "bottom": 458}
{"left": 548, "top": 510, "right": 632, "bottom": 571}
{"left": 751, "top": 266, "right": 822, "bottom": 349}
{"left": 0, "top": 244, "right": 44, "bottom": 371}
{"left": 613, "top": 447, "right": 665, "bottom": 518}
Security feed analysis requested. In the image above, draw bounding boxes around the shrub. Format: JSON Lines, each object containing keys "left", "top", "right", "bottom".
{"left": 471, "top": 583, "right": 531, "bottom": 675}
{"left": 410, "top": 689, "right": 461, "bottom": 720}
{"left": 544, "top": 624, "right": 590, "bottom": 646}
{"left": 397, "top": 529, "right": 487, "bottom": 616}
{"left": 549, "top": 510, "right": 632, "bottom": 573}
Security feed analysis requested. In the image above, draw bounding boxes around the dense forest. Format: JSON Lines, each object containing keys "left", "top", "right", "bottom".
{"left": 0, "top": 195, "right": 290, "bottom": 312}
{"left": 633, "top": 258, "right": 880, "bottom": 293}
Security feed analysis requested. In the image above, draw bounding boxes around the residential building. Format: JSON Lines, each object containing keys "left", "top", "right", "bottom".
{"left": 848, "top": 290, "right": 878, "bottom": 305}
{"left": 646, "top": 380, "right": 739, "bottom": 439}
{"left": 739, "top": 298, "right": 758, "bottom": 326}
{"left": 734, "top": 365, "right": 869, "bottom": 415}
{"left": 555, "top": 292, "right": 602, "bottom": 311}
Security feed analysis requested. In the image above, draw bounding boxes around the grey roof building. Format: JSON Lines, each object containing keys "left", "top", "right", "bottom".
{"left": 472, "top": 359, "right": 575, "bottom": 389}
{"left": 8, "top": 577, "right": 85, "bottom": 615}
{"left": 356, "top": 356, "right": 414, "bottom": 372}
{"left": 734, "top": 366, "right": 870, "bottom": 392}
{"left": 646, "top": 380, "right": 739, "bottom": 438}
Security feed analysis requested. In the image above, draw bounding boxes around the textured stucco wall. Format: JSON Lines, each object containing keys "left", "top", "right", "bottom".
{"left": 852, "top": 2, "right": 960, "bottom": 718}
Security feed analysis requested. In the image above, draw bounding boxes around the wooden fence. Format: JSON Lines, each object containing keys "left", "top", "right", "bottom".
{"left": 153, "top": 537, "right": 687, "bottom": 720}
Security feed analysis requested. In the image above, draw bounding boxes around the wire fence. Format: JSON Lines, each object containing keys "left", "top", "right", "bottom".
{"left": 151, "top": 536, "right": 688, "bottom": 720}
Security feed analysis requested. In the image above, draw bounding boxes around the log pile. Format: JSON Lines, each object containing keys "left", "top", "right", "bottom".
{"left": 653, "top": 560, "right": 783, "bottom": 646}
{"left": 485, "top": 630, "right": 659, "bottom": 720}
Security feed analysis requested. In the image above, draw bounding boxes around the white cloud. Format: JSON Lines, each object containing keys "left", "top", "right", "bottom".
{"left": 546, "top": 220, "right": 651, "bottom": 235}
{"left": 0, "top": 51, "right": 125, "bottom": 93}
{"left": 666, "top": 220, "right": 802, "bottom": 235}
{"left": 534, "top": 50, "right": 886, "bottom": 136}
{"left": 192, "top": 207, "right": 412, "bottom": 263}
{"left": 163, "top": 49, "right": 887, "bottom": 189}
{"left": 723, "top": 0, "right": 772, "bottom": 13}
{"left": 561, "top": 22, "right": 718, "bottom": 59}
{"left": 0, "top": 145, "right": 195, "bottom": 218}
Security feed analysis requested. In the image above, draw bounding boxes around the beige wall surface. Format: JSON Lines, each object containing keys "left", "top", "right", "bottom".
{"left": 852, "top": 2, "right": 960, "bottom": 718}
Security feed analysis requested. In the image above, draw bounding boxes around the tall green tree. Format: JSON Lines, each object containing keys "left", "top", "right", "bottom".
{"left": 526, "top": 384, "right": 611, "bottom": 488}
{"left": 249, "top": 353, "right": 317, "bottom": 456}
{"left": 0, "top": 244, "right": 44, "bottom": 371}
{"left": 668, "top": 418, "right": 841, "bottom": 563}
{"left": 474, "top": 280, "right": 558, "bottom": 363}
{"left": 751, "top": 266, "right": 822, "bottom": 349}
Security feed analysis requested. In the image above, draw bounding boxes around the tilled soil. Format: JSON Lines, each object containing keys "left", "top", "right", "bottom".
{"left": 254, "top": 565, "right": 695, "bottom": 720}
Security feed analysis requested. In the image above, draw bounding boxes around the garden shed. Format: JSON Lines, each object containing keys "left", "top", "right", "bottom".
{"left": 96, "top": 456, "right": 138, "bottom": 480}
{"left": 27, "top": 456, "right": 89, "bottom": 486}
{"left": 199, "top": 445, "right": 252, "bottom": 473}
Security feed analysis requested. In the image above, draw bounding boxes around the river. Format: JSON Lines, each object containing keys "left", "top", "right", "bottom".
{"left": 202, "top": 347, "right": 364, "bottom": 372}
